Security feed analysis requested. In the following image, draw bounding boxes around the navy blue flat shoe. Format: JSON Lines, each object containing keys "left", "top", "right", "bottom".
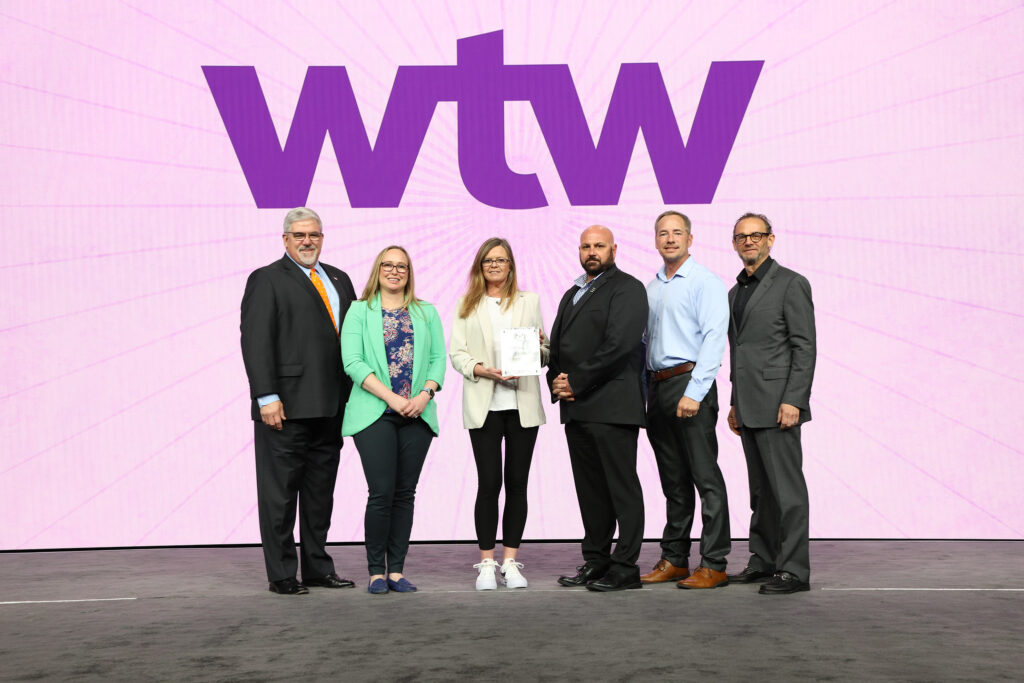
{"left": 386, "top": 577, "right": 417, "bottom": 593}
{"left": 368, "top": 578, "right": 389, "bottom": 594}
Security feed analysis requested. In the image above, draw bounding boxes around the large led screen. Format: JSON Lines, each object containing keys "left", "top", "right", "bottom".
{"left": 2, "top": 1, "right": 1022, "bottom": 549}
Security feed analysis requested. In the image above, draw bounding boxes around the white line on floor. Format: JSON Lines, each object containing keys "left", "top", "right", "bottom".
{"left": 822, "top": 588, "right": 1024, "bottom": 592}
{"left": 418, "top": 588, "right": 653, "bottom": 594}
{"left": 0, "top": 597, "right": 138, "bottom": 605}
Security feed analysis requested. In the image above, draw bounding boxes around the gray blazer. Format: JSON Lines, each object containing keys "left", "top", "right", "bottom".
{"left": 727, "top": 260, "right": 816, "bottom": 429}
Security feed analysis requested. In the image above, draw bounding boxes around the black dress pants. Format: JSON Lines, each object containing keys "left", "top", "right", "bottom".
{"left": 564, "top": 420, "right": 644, "bottom": 573}
{"left": 254, "top": 414, "right": 341, "bottom": 582}
{"left": 740, "top": 424, "right": 810, "bottom": 582}
{"left": 468, "top": 409, "right": 539, "bottom": 550}
{"left": 646, "top": 376, "right": 730, "bottom": 571}
{"left": 353, "top": 413, "right": 434, "bottom": 575}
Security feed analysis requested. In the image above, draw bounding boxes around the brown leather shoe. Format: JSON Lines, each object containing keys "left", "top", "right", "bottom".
{"left": 640, "top": 559, "right": 690, "bottom": 584}
{"left": 677, "top": 566, "right": 729, "bottom": 589}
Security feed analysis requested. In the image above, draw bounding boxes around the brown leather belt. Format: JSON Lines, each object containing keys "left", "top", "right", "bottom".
{"left": 652, "top": 362, "right": 696, "bottom": 382}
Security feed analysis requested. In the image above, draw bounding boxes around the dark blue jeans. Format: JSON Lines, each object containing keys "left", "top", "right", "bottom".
{"left": 353, "top": 413, "right": 434, "bottom": 575}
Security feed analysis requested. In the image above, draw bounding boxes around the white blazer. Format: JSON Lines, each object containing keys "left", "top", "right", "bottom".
{"left": 449, "top": 291, "right": 550, "bottom": 430}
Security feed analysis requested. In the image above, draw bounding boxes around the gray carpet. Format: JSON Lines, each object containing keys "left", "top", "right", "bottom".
{"left": 1, "top": 541, "right": 1021, "bottom": 681}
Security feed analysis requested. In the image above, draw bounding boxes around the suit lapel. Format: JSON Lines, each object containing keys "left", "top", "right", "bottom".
{"left": 509, "top": 294, "right": 525, "bottom": 327}
{"left": 737, "top": 260, "right": 778, "bottom": 335}
{"left": 476, "top": 297, "right": 495, "bottom": 355}
{"left": 728, "top": 284, "right": 739, "bottom": 339}
{"left": 560, "top": 266, "right": 619, "bottom": 330}
{"left": 280, "top": 256, "right": 336, "bottom": 332}
{"left": 549, "top": 288, "right": 575, "bottom": 353}
{"left": 410, "top": 304, "right": 423, "bottom": 388}
{"left": 321, "top": 263, "right": 348, "bottom": 299}
{"left": 369, "top": 295, "right": 389, "bottom": 376}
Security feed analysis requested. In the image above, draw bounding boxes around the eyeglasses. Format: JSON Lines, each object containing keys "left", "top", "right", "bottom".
{"left": 380, "top": 262, "right": 409, "bottom": 273}
{"left": 286, "top": 231, "right": 323, "bottom": 242}
{"left": 732, "top": 231, "right": 771, "bottom": 245}
{"left": 482, "top": 258, "right": 510, "bottom": 267}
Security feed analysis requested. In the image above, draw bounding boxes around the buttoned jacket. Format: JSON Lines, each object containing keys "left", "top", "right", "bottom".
{"left": 728, "top": 260, "right": 816, "bottom": 428}
{"left": 240, "top": 255, "right": 356, "bottom": 421}
{"left": 546, "top": 265, "right": 648, "bottom": 427}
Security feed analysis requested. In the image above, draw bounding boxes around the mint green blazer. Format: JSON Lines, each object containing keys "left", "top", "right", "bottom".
{"left": 341, "top": 296, "right": 447, "bottom": 436}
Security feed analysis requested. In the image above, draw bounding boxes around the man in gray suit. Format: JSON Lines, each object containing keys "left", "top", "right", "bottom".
{"left": 726, "top": 213, "right": 816, "bottom": 595}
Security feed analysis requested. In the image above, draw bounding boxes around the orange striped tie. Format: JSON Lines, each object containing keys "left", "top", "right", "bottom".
{"left": 309, "top": 269, "right": 338, "bottom": 334}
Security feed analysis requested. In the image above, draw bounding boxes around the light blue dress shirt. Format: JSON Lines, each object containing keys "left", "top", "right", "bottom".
{"left": 645, "top": 256, "right": 729, "bottom": 403}
{"left": 257, "top": 254, "right": 340, "bottom": 408}
{"left": 572, "top": 270, "right": 604, "bottom": 305}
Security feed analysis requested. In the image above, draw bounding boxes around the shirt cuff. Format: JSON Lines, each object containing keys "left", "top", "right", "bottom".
{"left": 257, "top": 394, "right": 281, "bottom": 407}
{"left": 683, "top": 384, "right": 708, "bottom": 403}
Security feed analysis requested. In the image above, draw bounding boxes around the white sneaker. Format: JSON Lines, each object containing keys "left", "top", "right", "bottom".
{"left": 474, "top": 559, "right": 499, "bottom": 590}
{"left": 501, "top": 559, "right": 528, "bottom": 589}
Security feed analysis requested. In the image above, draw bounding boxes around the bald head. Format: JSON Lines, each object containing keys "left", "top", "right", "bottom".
{"left": 581, "top": 224, "right": 614, "bottom": 244}
{"left": 579, "top": 224, "right": 617, "bottom": 280}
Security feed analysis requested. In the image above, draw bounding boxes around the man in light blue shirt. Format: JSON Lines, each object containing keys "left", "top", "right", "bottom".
{"left": 641, "top": 211, "right": 732, "bottom": 589}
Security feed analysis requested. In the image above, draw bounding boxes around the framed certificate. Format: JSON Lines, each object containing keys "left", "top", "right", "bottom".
{"left": 500, "top": 326, "right": 542, "bottom": 376}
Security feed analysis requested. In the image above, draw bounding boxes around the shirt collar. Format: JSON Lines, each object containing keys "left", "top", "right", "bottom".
{"left": 285, "top": 251, "right": 324, "bottom": 278}
{"left": 657, "top": 255, "right": 694, "bottom": 282}
{"left": 736, "top": 256, "right": 774, "bottom": 285}
{"left": 574, "top": 270, "right": 605, "bottom": 289}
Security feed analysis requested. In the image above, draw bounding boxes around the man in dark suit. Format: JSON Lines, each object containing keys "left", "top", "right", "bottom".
{"left": 548, "top": 225, "right": 649, "bottom": 592}
{"left": 241, "top": 207, "right": 358, "bottom": 595}
{"left": 726, "top": 213, "right": 816, "bottom": 595}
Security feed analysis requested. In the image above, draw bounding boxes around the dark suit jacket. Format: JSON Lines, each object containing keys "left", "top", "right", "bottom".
{"left": 728, "top": 260, "right": 816, "bottom": 429}
{"left": 241, "top": 255, "right": 357, "bottom": 421}
{"left": 547, "top": 264, "right": 649, "bottom": 427}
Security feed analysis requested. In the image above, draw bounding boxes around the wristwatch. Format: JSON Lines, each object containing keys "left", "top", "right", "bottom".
{"left": 420, "top": 387, "right": 435, "bottom": 399}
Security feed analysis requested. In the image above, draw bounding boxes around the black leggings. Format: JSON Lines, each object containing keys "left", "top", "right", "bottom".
{"left": 468, "top": 410, "right": 539, "bottom": 550}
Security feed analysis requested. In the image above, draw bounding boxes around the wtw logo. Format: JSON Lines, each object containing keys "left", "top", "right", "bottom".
{"left": 203, "top": 31, "right": 762, "bottom": 209}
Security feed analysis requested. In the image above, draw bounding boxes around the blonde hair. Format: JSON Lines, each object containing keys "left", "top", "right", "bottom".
{"left": 360, "top": 245, "right": 421, "bottom": 312}
{"left": 457, "top": 237, "right": 519, "bottom": 319}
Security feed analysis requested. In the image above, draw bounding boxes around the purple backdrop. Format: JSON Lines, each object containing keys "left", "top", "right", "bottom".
{"left": 2, "top": 1, "right": 1022, "bottom": 549}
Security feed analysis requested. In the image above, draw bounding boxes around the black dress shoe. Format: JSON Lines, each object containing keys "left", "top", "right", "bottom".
{"left": 269, "top": 578, "right": 309, "bottom": 595}
{"left": 304, "top": 572, "right": 356, "bottom": 589}
{"left": 758, "top": 571, "right": 810, "bottom": 595}
{"left": 586, "top": 568, "right": 643, "bottom": 592}
{"left": 728, "top": 565, "right": 775, "bottom": 584}
{"left": 557, "top": 562, "right": 610, "bottom": 587}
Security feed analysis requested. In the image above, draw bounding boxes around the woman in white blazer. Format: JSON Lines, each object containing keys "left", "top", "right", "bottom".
{"left": 449, "top": 238, "right": 549, "bottom": 590}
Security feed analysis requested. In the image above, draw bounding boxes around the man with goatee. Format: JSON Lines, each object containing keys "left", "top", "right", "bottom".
{"left": 548, "top": 225, "right": 649, "bottom": 592}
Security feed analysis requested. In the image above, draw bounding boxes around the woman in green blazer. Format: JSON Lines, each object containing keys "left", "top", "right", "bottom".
{"left": 341, "top": 245, "right": 446, "bottom": 594}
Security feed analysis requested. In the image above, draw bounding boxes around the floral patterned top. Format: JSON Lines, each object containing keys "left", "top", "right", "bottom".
{"left": 382, "top": 307, "right": 415, "bottom": 411}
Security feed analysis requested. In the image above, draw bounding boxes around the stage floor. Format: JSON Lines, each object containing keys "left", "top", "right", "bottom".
{"left": 1, "top": 541, "right": 1021, "bottom": 681}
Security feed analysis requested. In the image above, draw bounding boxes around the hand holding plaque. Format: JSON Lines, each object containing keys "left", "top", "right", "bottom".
{"left": 500, "top": 326, "right": 542, "bottom": 376}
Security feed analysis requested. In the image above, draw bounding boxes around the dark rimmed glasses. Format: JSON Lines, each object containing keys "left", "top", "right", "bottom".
{"left": 732, "top": 231, "right": 771, "bottom": 245}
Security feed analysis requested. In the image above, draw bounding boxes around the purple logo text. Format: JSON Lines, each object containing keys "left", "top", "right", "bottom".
{"left": 203, "top": 31, "right": 763, "bottom": 209}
